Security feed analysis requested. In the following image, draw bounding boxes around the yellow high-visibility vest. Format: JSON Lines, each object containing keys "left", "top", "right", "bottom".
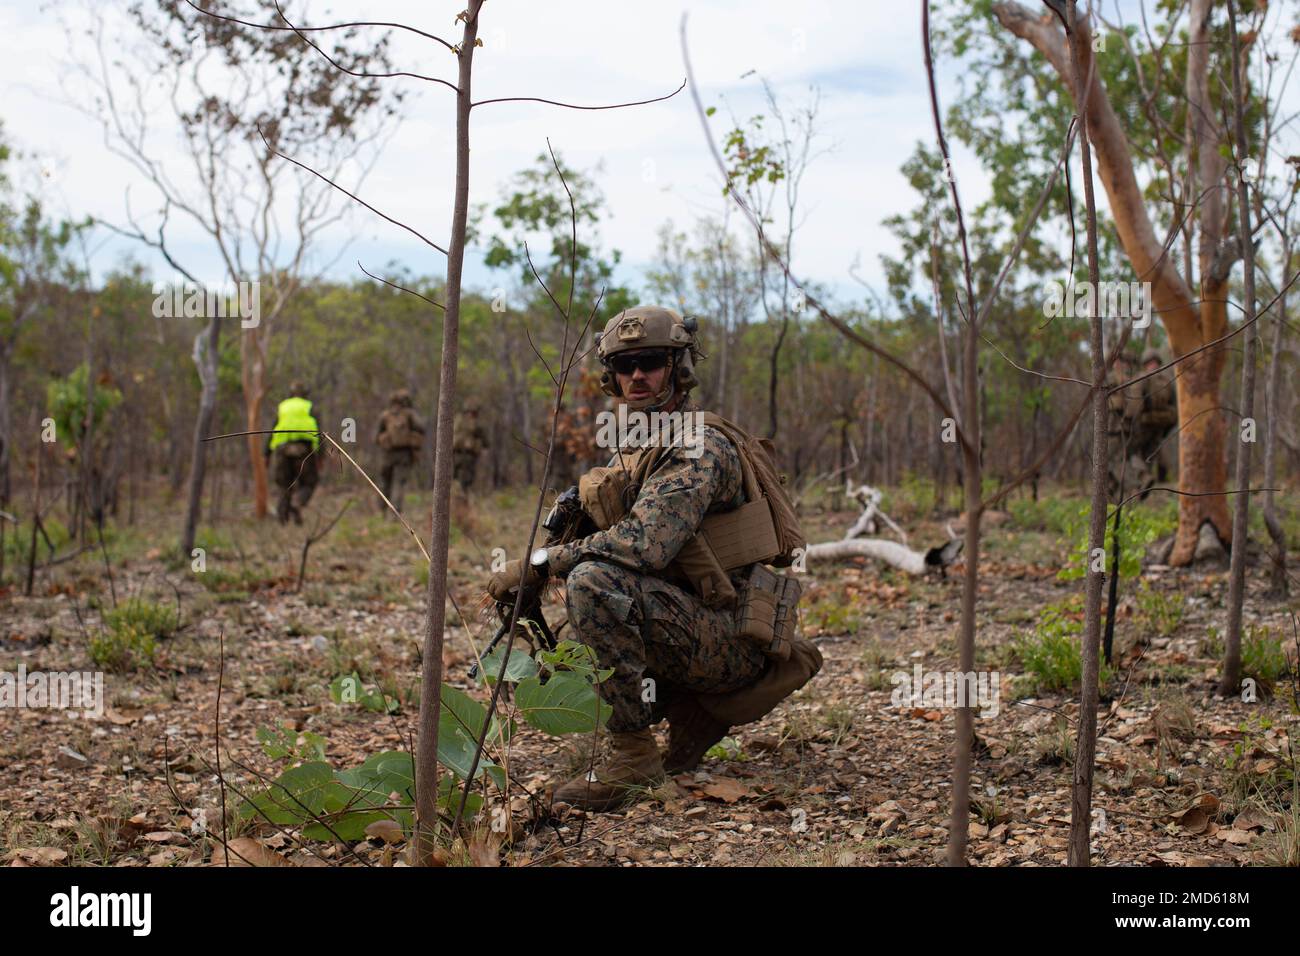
{"left": 269, "top": 396, "right": 319, "bottom": 450}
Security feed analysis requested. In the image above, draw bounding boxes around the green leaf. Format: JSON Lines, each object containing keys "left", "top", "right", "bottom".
{"left": 239, "top": 761, "right": 345, "bottom": 827}
{"left": 437, "top": 683, "right": 507, "bottom": 781}
{"left": 329, "top": 671, "right": 365, "bottom": 705}
{"left": 475, "top": 645, "right": 540, "bottom": 685}
{"left": 516, "top": 671, "right": 611, "bottom": 735}
{"left": 335, "top": 750, "right": 415, "bottom": 804}
{"left": 536, "top": 639, "right": 612, "bottom": 682}
{"left": 256, "top": 724, "right": 294, "bottom": 760}
{"left": 437, "top": 774, "right": 482, "bottom": 818}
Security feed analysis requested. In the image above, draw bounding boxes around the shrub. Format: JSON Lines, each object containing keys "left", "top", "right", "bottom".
{"left": 1243, "top": 625, "right": 1290, "bottom": 686}
{"left": 90, "top": 598, "right": 179, "bottom": 671}
{"left": 1013, "top": 600, "right": 1113, "bottom": 693}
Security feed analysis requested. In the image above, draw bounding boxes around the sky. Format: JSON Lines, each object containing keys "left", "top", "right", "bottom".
{"left": 2, "top": 1, "right": 1297, "bottom": 310}
{"left": 0, "top": 0, "right": 997, "bottom": 307}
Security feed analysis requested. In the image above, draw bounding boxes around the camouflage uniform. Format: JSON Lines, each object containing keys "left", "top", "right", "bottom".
{"left": 268, "top": 445, "right": 315, "bottom": 524}
{"left": 452, "top": 410, "right": 488, "bottom": 491}
{"left": 1106, "top": 359, "right": 1147, "bottom": 495}
{"left": 546, "top": 401, "right": 767, "bottom": 733}
{"left": 1124, "top": 353, "right": 1178, "bottom": 492}
{"left": 375, "top": 392, "right": 424, "bottom": 513}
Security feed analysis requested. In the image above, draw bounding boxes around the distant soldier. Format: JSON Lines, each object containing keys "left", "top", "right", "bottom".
{"left": 375, "top": 388, "right": 425, "bottom": 514}
{"left": 451, "top": 403, "right": 488, "bottom": 492}
{"left": 1135, "top": 348, "right": 1178, "bottom": 485}
{"left": 1106, "top": 352, "right": 1147, "bottom": 496}
{"left": 266, "top": 381, "right": 321, "bottom": 525}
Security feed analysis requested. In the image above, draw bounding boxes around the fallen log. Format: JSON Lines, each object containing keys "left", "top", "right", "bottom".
{"left": 805, "top": 537, "right": 962, "bottom": 575}
{"left": 803, "top": 483, "right": 962, "bottom": 575}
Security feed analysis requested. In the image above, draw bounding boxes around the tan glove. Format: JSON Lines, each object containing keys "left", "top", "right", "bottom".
{"left": 487, "top": 558, "right": 545, "bottom": 604}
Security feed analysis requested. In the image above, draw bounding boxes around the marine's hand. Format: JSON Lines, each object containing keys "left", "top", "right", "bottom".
{"left": 487, "top": 558, "right": 544, "bottom": 604}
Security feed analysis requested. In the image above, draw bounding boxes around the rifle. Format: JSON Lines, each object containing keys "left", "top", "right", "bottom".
{"left": 469, "top": 485, "right": 595, "bottom": 679}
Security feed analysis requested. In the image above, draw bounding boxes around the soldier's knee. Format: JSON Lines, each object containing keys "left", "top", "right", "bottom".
{"left": 567, "top": 560, "right": 621, "bottom": 595}
{"left": 566, "top": 561, "right": 637, "bottom": 615}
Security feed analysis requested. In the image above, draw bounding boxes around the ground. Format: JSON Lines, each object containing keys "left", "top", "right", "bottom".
{"left": 1, "top": 477, "right": 1297, "bottom": 867}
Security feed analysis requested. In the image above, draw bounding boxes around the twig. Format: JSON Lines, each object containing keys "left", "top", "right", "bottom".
{"left": 216, "top": 628, "right": 229, "bottom": 865}
{"left": 296, "top": 497, "right": 353, "bottom": 592}
{"left": 472, "top": 79, "right": 686, "bottom": 111}
{"left": 357, "top": 261, "right": 444, "bottom": 310}
{"left": 256, "top": 126, "right": 449, "bottom": 256}
{"left": 269, "top": 0, "right": 459, "bottom": 92}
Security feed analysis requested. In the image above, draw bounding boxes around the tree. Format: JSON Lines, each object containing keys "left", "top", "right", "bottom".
{"left": 713, "top": 80, "right": 827, "bottom": 439}
{"left": 1219, "top": 0, "right": 1261, "bottom": 698}
{"left": 477, "top": 151, "right": 632, "bottom": 484}
{"left": 72, "top": 0, "right": 403, "bottom": 537}
{"left": 0, "top": 127, "right": 81, "bottom": 513}
{"left": 647, "top": 213, "right": 762, "bottom": 421}
{"left": 976, "top": 0, "right": 1267, "bottom": 564}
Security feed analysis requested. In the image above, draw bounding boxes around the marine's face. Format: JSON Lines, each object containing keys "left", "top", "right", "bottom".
{"left": 613, "top": 348, "right": 672, "bottom": 403}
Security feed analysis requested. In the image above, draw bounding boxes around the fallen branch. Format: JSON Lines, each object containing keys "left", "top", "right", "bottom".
{"left": 843, "top": 483, "right": 909, "bottom": 545}
{"left": 804, "top": 537, "right": 962, "bottom": 576}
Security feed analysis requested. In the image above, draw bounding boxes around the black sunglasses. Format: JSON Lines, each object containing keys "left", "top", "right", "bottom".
{"left": 609, "top": 350, "right": 671, "bottom": 375}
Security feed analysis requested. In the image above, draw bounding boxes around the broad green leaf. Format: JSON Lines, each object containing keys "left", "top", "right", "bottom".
{"left": 516, "top": 671, "right": 610, "bottom": 735}
{"left": 438, "top": 683, "right": 507, "bottom": 781}
{"left": 335, "top": 750, "right": 415, "bottom": 803}
{"left": 536, "top": 639, "right": 612, "bottom": 683}
{"left": 475, "top": 645, "right": 540, "bottom": 685}
{"left": 239, "top": 761, "right": 343, "bottom": 826}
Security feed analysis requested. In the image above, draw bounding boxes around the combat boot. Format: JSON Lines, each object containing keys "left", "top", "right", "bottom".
{"left": 664, "top": 695, "right": 730, "bottom": 775}
{"left": 553, "top": 728, "right": 664, "bottom": 811}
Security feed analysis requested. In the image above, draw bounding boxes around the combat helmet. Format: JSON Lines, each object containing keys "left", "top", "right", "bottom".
{"left": 594, "top": 306, "right": 702, "bottom": 412}
{"left": 389, "top": 388, "right": 412, "bottom": 407}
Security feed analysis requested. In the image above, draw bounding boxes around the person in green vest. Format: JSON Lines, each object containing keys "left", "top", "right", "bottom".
{"left": 265, "top": 381, "right": 321, "bottom": 525}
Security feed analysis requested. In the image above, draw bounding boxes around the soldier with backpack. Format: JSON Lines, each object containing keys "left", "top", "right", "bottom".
{"left": 486, "top": 306, "right": 821, "bottom": 811}
{"left": 375, "top": 388, "right": 425, "bottom": 515}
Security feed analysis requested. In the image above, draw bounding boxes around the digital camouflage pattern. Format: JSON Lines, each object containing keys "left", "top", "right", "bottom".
{"left": 547, "top": 402, "right": 745, "bottom": 581}
{"left": 546, "top": 400, "right": 766, "bottom": 732}
{"left": 560, "top": 560, "right": 765, "bottom": 732}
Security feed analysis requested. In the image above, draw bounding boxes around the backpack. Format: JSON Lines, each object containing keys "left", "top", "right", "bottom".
{"left": 698, "top": 413, "right": 806, "bottom": 568}
{"left": 380, "top": 408, "right": 417, "bottom": 450}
